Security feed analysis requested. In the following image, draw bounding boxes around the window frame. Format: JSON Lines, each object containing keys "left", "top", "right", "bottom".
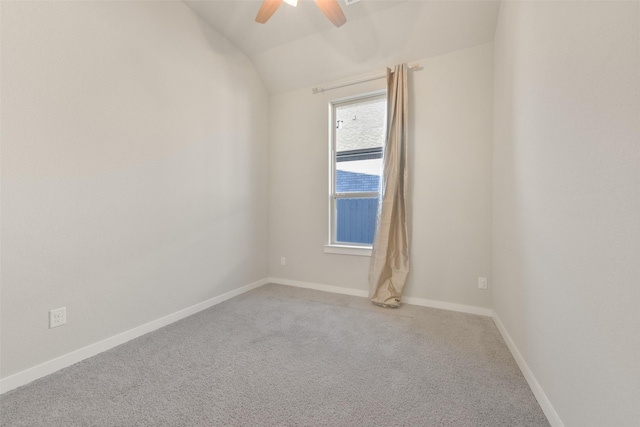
{"left": 325, "top": 90, "right": 386, "bottom": 255}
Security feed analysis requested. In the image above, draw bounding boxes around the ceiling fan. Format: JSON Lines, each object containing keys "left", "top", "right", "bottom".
{"left": 255, "top": 0, "right": 347, "bottom": 28}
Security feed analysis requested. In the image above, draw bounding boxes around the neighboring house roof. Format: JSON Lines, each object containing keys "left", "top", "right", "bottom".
{"left": 336, "top": 170, "right": 380, "bottom": 193}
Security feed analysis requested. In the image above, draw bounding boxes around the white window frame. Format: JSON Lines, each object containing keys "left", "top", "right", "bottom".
{"left": 324, "top": 90, "right": 386, "bottom": 257}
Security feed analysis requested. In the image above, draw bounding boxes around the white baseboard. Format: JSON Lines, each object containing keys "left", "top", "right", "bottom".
{"left": 492, "top": 312, "right": 564, "bottom": 427}
{"left": 268, "top": 277, "right": 492, "bottom": 317}
{"left": 0, "top": 278, "right": 269, "bottom": 395}
{"left": 402, "top": 295, "right": 493, "bottom": 317}
{"left": 268, "top": 277, "right": 369, "bottom": 297}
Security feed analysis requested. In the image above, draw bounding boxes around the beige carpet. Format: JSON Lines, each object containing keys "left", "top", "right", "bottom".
{"left": 1, "top": 283, "right": 549, "bottom": 426}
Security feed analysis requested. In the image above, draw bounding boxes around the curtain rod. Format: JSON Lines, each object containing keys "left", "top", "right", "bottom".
{"left": 311, "top": 64, "right": 420, "bottom": 94}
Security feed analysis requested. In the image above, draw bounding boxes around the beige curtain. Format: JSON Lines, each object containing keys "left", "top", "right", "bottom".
{"left": 369, "top": 64, "right": 409, "bottom": 308}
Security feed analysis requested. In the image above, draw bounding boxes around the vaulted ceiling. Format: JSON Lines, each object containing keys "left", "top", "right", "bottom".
{"left": 185, "top": 0, "right": 501, "bottom": 94}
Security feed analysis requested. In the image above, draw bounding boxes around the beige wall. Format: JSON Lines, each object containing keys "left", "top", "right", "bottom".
{"left": 269, "top": 43, "right": 494, "bottom": 309}
{"left": 493, "top": 1, "right": 640, "bottom": 426}
{"left": 0, "top": 1, "right": 269, "bottom": 377}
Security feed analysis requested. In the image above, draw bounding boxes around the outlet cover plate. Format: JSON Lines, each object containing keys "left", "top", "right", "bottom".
{"left": 49, "top": 307, "right": 66, "bottom": 328}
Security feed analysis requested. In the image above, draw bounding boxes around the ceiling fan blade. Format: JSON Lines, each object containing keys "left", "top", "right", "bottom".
{"left": 315, "top": 0, "right": 347, "bottom": 27}
{"left": 255, "top": 0, "right": 283, "bottom": 24}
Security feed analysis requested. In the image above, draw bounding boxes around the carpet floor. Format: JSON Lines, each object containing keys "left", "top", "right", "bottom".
{"left": 1, "top": 284, "right": 549, "bottom": 426}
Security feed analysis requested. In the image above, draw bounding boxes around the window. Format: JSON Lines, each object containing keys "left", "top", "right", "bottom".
{"left": 326, "top": 91, "right": 386, "bottom": 255}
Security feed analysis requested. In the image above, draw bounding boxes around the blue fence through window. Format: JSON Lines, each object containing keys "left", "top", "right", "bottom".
{"left": 335, "top": 170, "right": 380, "bottom": 244}
{"left": 336, "top": 198, "right": 378, "bottom": 244}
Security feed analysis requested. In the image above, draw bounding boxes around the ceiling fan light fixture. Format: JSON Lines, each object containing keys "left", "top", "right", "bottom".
{"left": 256, "top": 0, "right": 346, "bottom": 27}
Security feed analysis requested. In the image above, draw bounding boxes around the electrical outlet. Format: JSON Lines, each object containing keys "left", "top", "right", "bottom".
{"left": 49, "top": 307, "right": 66, "bottom": 328}
{"left": 281, "top": 257, "right": 286, "bottom": 266}
{"left": 478, "top": 277, "right": 488, "bottom": 290}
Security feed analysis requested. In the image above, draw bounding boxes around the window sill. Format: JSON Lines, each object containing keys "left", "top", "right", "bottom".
{"left": 324, "top": 245, "right": 372, "bottom": 257}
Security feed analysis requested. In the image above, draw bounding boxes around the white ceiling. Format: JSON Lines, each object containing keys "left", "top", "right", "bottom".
{"left": 185, "top": 0, "right": 501, "bottom": 94}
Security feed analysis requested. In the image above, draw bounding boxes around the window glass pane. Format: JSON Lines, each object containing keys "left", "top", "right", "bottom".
{"left": 335, "top": 155, "right": 381, "bottom": 193}
{"left": 335, "top": 97, "right": 386, "bottom": 152}
{"left": 336, "top": 197, "right": 378, "bottom": 245}
{"left": 335, "top": 96, "right": 386, "bottom": 193}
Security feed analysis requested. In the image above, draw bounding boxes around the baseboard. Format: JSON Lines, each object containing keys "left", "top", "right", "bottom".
{"left": 492, "top": 312, "right": 565, "bottom": 427}
{"left": 0, "top": 278, "right": 269, "bottom": 395}
{"left": 268, "top": 277, "right": 492, "bottom": 317}
{"left": 402, "top": 295, "right": 492, "bottom": 317}
{"left": 268, "top": 277, "right": 369, "bottom": 298}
